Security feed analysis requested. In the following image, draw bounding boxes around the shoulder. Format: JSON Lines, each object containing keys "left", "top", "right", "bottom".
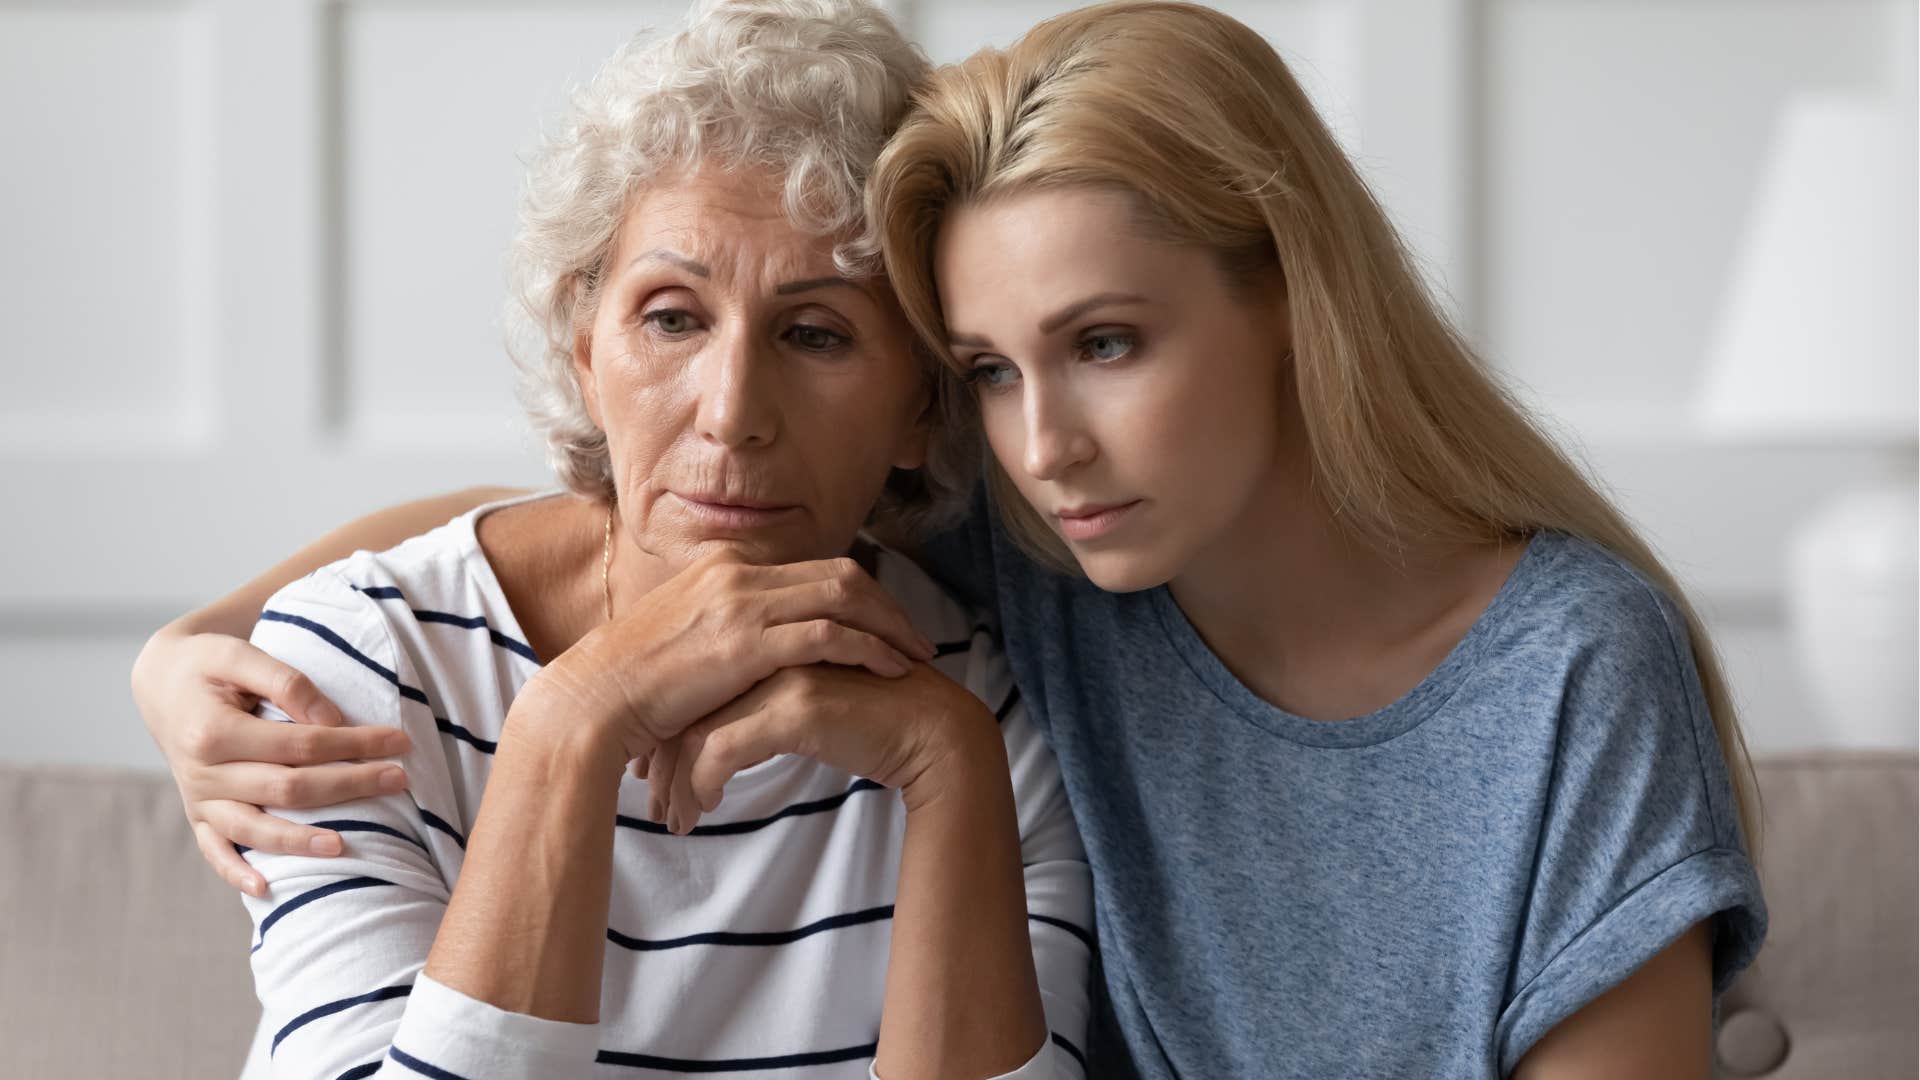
{"left": 253, "top": 504, "right": 517, "bottom": 686}
{"left": 1490, "top": 533, "right": 1738, "bottom": 838}
{"left": 1495, "top": 532, "right": 1700, "bottom": 696}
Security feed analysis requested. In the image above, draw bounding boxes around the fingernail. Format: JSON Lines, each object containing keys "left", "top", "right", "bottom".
{"left": 918, "top": 633, "right": 938, "bottom": 658}
{"left": 309, "top": 834, "right": 342, "bottom": 856}
{"left": 649, "top": 799, "right": 662, "bottom": 823}
{"left": 248, "top": 878, "right": 266, "bottom": 896}
{"left": 378, "top": 769, "right": 408, "bottom": 793}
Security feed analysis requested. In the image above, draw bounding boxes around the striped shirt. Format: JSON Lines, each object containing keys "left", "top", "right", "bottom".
{"left": 235, "top": 494, "right": 1092, "bottom": 1079}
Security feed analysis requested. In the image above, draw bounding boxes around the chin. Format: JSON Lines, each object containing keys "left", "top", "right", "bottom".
{"left": 645, "top": 530, "right": 809, "bottom": 570}
{"left": 1071, "top": 546, "right": 1180, "bottom": 594}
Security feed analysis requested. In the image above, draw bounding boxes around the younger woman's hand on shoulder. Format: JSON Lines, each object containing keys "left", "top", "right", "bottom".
{"left": 650, "top": 661, "right": 1004, "bottom": 834}
{"left": 130, "top": 626, "right": 413, "bottom": 896}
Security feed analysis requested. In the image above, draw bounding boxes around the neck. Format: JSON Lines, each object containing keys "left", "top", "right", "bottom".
{"left": 1166, "top": 415, "right": 1521, "bottom": 721}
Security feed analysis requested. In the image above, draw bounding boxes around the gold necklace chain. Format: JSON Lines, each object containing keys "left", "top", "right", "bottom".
{"left": 602, "top": 501, "right": 615, "bottom": 624}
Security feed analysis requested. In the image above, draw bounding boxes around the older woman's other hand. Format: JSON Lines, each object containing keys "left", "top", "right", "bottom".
{"left": 130, "top": 627, "right": 413, "bottom": 896}
{"left": 652, "top": 662, "right": 1001, "bottom": 834}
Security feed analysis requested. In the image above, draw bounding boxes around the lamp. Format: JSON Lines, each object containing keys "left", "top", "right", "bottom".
{"left": 1698, "top": 94, "right": 1918, "bottom": 743}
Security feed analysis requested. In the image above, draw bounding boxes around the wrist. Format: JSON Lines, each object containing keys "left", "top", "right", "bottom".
{"left": 509, "top": 668, "right": 631, "bottom": 781}
{"left": 900, "top": 702, "right": 1008, "bottom": 814}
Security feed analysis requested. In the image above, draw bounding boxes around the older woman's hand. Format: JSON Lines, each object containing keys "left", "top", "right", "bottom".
{"left": 523, "top": 548, "right": 938, "bottom": 795}
{"left": 131, "top": 626, "right": 413, "bottom": 896}
{"left": 651, "top": 662, "right": 1000, "bottom": 834}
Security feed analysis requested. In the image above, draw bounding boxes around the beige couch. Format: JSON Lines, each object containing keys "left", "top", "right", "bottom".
{"left": 1, "top": 751, "right": 1913, "bottom": 1078}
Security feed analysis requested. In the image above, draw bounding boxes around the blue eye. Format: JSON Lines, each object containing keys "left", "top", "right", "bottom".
{"left": 1080, "top": 333, "right": 1134, "bottom": 362}
{"left": 966, "top": 360, "right": 1020, "bottom": 390}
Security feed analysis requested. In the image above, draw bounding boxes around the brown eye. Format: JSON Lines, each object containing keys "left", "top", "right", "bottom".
{"left": 785, "top": 324, "right": 850, "bottom": 352}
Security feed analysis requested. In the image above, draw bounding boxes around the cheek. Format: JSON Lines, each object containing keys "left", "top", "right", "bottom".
{"left": 596, "top": 351, "right": 686, "bottom": 472}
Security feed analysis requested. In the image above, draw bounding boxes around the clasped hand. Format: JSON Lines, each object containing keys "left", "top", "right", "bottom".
{"left": 526, "top": 550, "right": 997, "bottom": 831}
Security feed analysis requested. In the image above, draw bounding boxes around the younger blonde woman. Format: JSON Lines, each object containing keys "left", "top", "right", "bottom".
{"left": 847, "top": 3, "right": 1763, "bottom": 1076}
{"left": 133, "top": 2, "right": 1763, "bottom": 1076}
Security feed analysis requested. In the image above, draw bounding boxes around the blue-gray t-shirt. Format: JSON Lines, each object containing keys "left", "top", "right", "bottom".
{"left": 921, "top": 501, "right": 1765, "bottom": 1079}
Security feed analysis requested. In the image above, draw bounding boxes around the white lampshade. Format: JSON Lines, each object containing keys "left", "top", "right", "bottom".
{"left": 1697, "top": 95, "right": 1918, "bottom": 444}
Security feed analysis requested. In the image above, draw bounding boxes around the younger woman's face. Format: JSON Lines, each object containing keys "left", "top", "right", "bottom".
{"left": 934, "top": 187, "right": 1293, "bottom": 592}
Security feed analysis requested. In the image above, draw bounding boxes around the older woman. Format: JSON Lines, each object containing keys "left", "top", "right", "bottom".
{"left": 153, "top": 3, "right": 1092, "bottom": 1077}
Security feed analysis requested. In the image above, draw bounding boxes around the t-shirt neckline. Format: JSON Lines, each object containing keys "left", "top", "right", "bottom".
{"left": 1146, "top": 531, "right": 1557, "bottom": 748}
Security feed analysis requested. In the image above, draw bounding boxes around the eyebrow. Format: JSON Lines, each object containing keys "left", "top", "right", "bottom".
{"left": 627, "top": 248, "right": 710, "bottom": 276}
{"left": 1039, "top": 292, "right": 1149, "bottom": 333}
{"left": 775, "top": 276, "right": 865, "bottom": 296}
{"left": 948, "top": 291, "right": 1151, "bottom": 349}
{"left": 620, "top": 254, "right": 861, "bottom": 299}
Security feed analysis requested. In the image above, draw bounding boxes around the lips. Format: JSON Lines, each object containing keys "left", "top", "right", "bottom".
{"left": 1056, "top": 501, "right": 1134, "bottom": 520}
{"left": 668, "top": 490, "right": 801, "bottom": 531}
{"left": 674, "top": 490, "right": 795, "bottom": 512}
{"left": 1054, "top": 499, "right": 1141, "bottom": 542}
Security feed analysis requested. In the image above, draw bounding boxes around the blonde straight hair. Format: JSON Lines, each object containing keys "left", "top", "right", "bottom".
{"left": 871, "top": 0, "right": 1759, "bottom": 845}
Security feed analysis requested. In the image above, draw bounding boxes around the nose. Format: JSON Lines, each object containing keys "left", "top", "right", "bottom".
{"left": 1021, "top": 379, "right": 1095, "bottom": 481}
{"left": 693, "top": 323, "right": 778, "bottom": 448}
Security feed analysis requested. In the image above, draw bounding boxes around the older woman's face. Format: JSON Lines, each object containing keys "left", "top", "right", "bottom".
{"left": 574, "top": 163, "right": 928, "bottom": 568}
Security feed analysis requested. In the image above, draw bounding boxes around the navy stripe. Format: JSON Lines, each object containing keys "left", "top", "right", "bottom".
{"left": 258, "top": 610, "right": 429, "bottom": 706}
{"left": 233, "top": 842, "right": 251, "bottom": 856}
{"left": 608, "top": 904, "right": 892, "bottom": 953}
{"left": 1028, "top": 912, "right": 1095, "bottom": 951}
{"left": 411, "top": 609, "right": 540, "bottom": 664}
{"left": 308, "top": 819, "right": 427, "bottom": 853}
{"left": 435, "top": 716, "right": 498, "bottom": 755}
{"left": 931, "top": 625, "right": 989, "bottom": 658}
{"left": 389, "top": 1045, "right": 469, "bottom": 1080}
{"left": 996, "top": 685, "right": 1022, "bottom": 724}
{"left": 334, "top": 1064, "right": 381, "bottom": 1080}
{"left": 352, "top": 584, "right": 540, "bottom": 665}
{"left": 417, "top": 806, "right": 468, "bottom": 849}
{"left": 1051, "top": 1031, "right": 1088, "bottom": 1071}
{"left": 254, "top": 876, "right": 394, "bottom": 952}
{"left": 257, "top": 611, "right": 499, "bottom": 761}
{"left": 616, "top": 779, "right": 885, "bottom": 837}
{"left": 595, "top": 1042, "right": 876, "bottom": 1072}
{"left": 273, "top": 983, "right": 412, "bottom": 1054}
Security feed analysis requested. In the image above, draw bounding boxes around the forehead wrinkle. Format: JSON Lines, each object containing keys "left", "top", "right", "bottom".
{"left": 626, "top": 247, "right": 711, "bottom": 276}
{"left": 619, "top": 202, "right": 846, "bottom": 296}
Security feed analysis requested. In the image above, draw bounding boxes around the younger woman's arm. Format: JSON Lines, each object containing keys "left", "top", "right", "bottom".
{"left": 130, "top": 485, "right": 531, "bottom": 894}
{"left": 1512, "top": 922, "right": 1714, "bottom": 1079}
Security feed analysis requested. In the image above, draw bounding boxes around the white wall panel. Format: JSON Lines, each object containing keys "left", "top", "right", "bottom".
{"left": 1482, "top": 0, "right": 1898, "bottom": 427}
{"left": 335, "top": 2, "right": 684, "bottom": 450}
{"left": 0, "top": 4, "right": 215, "bottom": 450}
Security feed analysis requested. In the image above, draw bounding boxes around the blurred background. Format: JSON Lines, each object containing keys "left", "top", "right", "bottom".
{"left": 0, "top": 0, "right": 1914, "bottom": 768}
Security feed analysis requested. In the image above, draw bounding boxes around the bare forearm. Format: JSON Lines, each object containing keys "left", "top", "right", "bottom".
{"left": 424, "top": 703, "right": 625, "bottom": 1022}
{"left": 168, "top": 486, "right": 532, "bottom": 639}
{"left": 876, "top": 727, "right": 1048, "bottom": 1078}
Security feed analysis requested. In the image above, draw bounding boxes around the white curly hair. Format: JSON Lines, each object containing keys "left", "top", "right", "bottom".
{"left": 507, "top": 0, "right": 975, "bottom": 537}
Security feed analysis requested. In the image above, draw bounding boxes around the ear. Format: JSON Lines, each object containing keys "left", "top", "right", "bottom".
{"left": 571, "top": 311, "right": 603, "bottom": 431}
